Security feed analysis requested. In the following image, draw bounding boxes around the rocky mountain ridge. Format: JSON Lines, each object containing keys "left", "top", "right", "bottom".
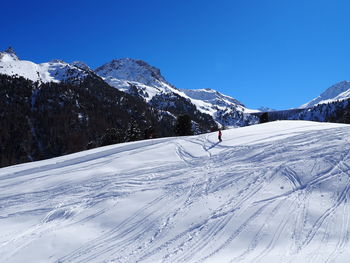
{"left": 95, "top": 57, "right": 258, "bottom": 127}
{"left": 0, "top": 48, "right": 94, "bottom": 84}
{"left": 0, "top": 47, "right": 259, "bottom": 127}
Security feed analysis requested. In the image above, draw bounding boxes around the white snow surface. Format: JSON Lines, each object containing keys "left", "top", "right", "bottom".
{"left": 1, "top": 120, "right": 350, "bottom": 263}
{"left": 301, "top": 81, "right": 350, "bottom": 108}
{"left": 0, "top": 50, "right": 90, "bottom": 83}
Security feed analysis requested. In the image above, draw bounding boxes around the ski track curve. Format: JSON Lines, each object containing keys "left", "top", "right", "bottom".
{"left": 1, "top": 124, "right": 350, "bottom": 262}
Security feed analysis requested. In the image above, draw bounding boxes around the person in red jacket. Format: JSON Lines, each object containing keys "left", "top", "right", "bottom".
{"left": 218, "top": 129, "right": 222, "bottom": 142}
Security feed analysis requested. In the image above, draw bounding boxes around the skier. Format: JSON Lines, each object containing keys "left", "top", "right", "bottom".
{"left": 218, "top": 129, "right": 222, "bottom": 142}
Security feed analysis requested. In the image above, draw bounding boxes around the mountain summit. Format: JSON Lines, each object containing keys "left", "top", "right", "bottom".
{"left": 0, "top": 46, "right": 19, "bottom": 62}
{"left": 301, "top": 80, "right": 350, "bottom": 108}
{"left": 96, "top": 58, "right": 169, "bottom": 87}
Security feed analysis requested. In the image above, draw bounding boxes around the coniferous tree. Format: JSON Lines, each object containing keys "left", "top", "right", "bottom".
{"left": 260, "top": 112, "right": 269, "bottom": 123}
{"left": 144, "top": 126, "right": 155, "bottom": 139}
{"left": 125, "top": 120, "right": 142, "bottom": 142}
{"left": 0, "top": 74, "right": 176, "bottom": 168}
{"left": 100, "top": 128, "right": 124, "bottom": 146}
{"left": 343, "top": 103, "right": 350, "bottom": 124}
{"left": 175, "top": 114, "right": 193, "bottom": 136}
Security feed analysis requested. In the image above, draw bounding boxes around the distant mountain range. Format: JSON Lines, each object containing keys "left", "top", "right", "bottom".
{"left": 0, "top": 47, "right": 94, "bottom": 84}
{"left": 2, "top": 47, "right": 350, "bottom": 118}
{"left": 0, "top": 48, "right": 258, "bottom": 128}
{"left": 1, "top": 46, "right": 350, "bottom": 167}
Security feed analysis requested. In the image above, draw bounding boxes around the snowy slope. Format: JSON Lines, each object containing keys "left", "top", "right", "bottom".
{"left": 0, "top": 48, "right": 92, "bottom": 83}
{"left": 1, "top": 120, "right": 350, "bottom": 263}
{"left": 301, "top": 80, "right": 350, "bottom": 108}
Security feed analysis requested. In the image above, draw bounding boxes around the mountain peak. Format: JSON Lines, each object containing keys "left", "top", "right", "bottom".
{"left": 71, "top": 61, "right": 93, "bottom": 72}
{"left": 301, "top": 80, "right": 350, "bottom": 108}
{"left": 95, "top": 58, "right": 168, "bottom": 86}
{"left": 49, "top": 59, "right": 66, "bottom": 64}
{"left": 0, "top": 46, "right": 19, "bottom": 62}
{"left": 5, "top": 46, "right": 16, "bottom": 54}
{"left": 257, "top": 106, "right": 276, "bottom": 112}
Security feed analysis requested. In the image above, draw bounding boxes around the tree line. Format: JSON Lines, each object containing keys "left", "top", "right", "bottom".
{"left": 0, "top": 74, "right": 216, "bottom": 168}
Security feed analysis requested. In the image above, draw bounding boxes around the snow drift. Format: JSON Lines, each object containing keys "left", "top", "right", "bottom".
{"left": 1, "top": 120, "right": 350, "bottom": 263}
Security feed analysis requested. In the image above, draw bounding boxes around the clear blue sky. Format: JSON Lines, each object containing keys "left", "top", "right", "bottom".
{"left": 1, "top": 0, "right": 350, "bottom": 109}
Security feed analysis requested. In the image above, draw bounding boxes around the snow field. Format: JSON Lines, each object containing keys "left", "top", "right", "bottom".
{"left": 1, "top": 121, "right": 350, "bottom": 262}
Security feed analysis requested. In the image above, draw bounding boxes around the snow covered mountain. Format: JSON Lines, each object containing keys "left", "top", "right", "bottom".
{"left": 257, "top": 106, "right": 276, "bottom": 112}
{"left": 95, "top": 58, "right": 182, "bottom": 101}
{"left": 259, "top": 80, "right": 350, "bottom": 124}
{"left": 96, "top": 58, "right": 171, "bottom": 91}
{"left": 181, "top": 88, "right": 258, "bottom": 115}
{"left": 0, "top": 48, "right": 258, "bottom": 128}
{"left": 0, "top": 47, "right": 93, "bottom": 84}
{"left": 181, "top": 88, "right": 259, "bottom": 127}
{"left": 1, "top": 120, "right": 350, "bottom": 263}
{"left": 301, "top": 80, "right": 350, "bottom": 108}
{"left": 96, "top": 58, "right": 258, "bottom": 127}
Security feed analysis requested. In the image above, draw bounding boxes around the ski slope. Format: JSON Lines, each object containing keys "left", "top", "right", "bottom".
{"left": 1, "top": 121, "right": 350, "bottom": 263}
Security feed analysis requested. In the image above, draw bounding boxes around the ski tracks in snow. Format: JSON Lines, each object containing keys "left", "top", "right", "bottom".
{"left": 1, "top": 125, "right": 350, "bottom": 262}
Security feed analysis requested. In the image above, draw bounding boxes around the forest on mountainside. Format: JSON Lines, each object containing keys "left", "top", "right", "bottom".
{"left": 0, "top": 74, "right": 211, "bottom": 167}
